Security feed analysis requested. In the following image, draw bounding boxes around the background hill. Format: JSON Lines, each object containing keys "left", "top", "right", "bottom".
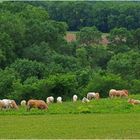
{"left": 0, "top": 1, "right": 140, "bottom": 101}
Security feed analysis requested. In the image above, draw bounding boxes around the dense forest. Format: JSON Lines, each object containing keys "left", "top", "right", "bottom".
{"left": 0, "top": 1, "right": 140, "bottom": 102}
{"left": 29, "top": 1, "right": 140, "bottom": 32}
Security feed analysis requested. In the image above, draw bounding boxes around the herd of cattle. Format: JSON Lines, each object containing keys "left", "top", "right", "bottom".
{"left": 0, "top": 89, "right": 140, "bottom": 111}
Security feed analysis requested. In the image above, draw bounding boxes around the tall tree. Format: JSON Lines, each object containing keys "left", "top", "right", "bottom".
{"left": 77, "top": 26, "right": 102, "bottom": 46}
{"left": 107, "top": 27, "right": 133, "bottom": 53}
{"left": 0, "top": 32, "right": 16, "bottom": 68}
{"left": 107, "top": 51, "right": 140, "bottom": 79}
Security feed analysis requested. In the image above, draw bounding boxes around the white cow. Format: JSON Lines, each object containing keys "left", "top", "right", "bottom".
{"left": 0, "top": 99, "right": 18, "bottom": 110}
{"left": 128, "top": 99, "right": 140, "bottom": 105}
{"left": 20, "top": 100, "right": 26, "bottom": 107}
{"left": 87, "top": 92, "right": 100, "bottom": 100}
{"left": 46, "top": 96, "right": 54, "bottom": 104}
{"left": 0, "top": 99, "right": 12, "bottom": 109}
{"left": 82, "top": 97, "right": 90, "bottom": 103}
{"left": 57, "top": 97, "right": 62, "bottom": 103}
{"left": 73, "top": 95, "right": 78, "bottom": 102}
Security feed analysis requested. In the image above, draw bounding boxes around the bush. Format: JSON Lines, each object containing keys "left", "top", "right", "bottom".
{"left": 82, "top": 72, "right": 129, "bottom": 97}
{"left": 45, "top": 73, "right": 78, "bottom": 101}
{"left": 0, "top": 68, "right": 19, "bottom": 99}
{"left": 10, "top": 59, "right": 46, "bottom": 82}
{"left": 10, "top": 73, "right": 79, "bottom": 102}
{"left": 131, "top": 79, "right": 140, "bottom": 94}
{"left": 10, "top": 78, "right": 48, "bottom": 102}
{"left": 107, "top": 51, "right": 140, "bottom": 80}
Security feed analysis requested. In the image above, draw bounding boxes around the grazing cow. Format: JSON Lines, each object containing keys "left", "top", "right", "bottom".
{"left": 27, "top": 99, "right": 48, "bottom": 111}
{"left": 20, "top": 100, "right": 26, "bottom": 107}
{"left": 122, "top": 89, "right": 129, "bottom": 96}
{"left": 82, "top": 97, "right": 90, "bottom": 103}
{"left": 10, "top": 100, "right": 18, "bottom": 109}
{"left": 46, "top": 96, "right": 54, "bottom": 104}
{"left": 73, "top": 95, "right": 78, "bottom": 102}
{"left": 0, "top": 100, "right": 3, "bottom": 109}
{"left": 0, "top": 99, "right": 18, "bottom": 110}
{"left": 0, "top": 99, "right": 11, "bottom": 109}
{"left": 128, "top": 99, "right": 140, "bottom": 105}
{"left": 57, "top": 97, "right": 62, "bottom": 103}
{"left": 87, "top": 92, "right": 100, "bottom": 100}
{"left": 109, "top": 89, "right": 128, "bottom": 98}
{"left": 0, "top": 100, "right": 6, "bottom": 110}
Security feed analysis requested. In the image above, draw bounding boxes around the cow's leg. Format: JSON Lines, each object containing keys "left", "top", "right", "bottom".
{"left": 119, "top": 94, "right": 121, "bottom": 98}
{"left": 27, "top": 105, "right": 31, "bottom": 111}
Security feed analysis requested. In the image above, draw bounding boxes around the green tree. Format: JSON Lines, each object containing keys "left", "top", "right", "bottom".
{"left": 77, "top": 26, "right": 102, "bottom": 46}
{"left": 24, "top": 19, "right": 67, "bottom": 48}
{"left": 10, "top": 78, "right": 48, "bottom": 101}
{"left": 20, "top": 4, "right": 49, "bottom": 22}
{"left": 131, "top": 79, "right": 140, "bottom": 94}
{"left": 107, "top": 51, "right": 140, "bottom": 79}
{"left": 51, "top": 53, "right": 80, "bottom": 73}
{"left": 0, "top": 32, "right": 16, "bottom": 68}
{"left": 83, "top": 72, "right": 128, "bottom": 97}
{"left": 45, "top": 73, "right": 78, "bottom": 100}
{"left": 80, "top": 45, "right": 112, "bottom": 69}
{"left": 131, "top": 28, "right": 140, "bottom": 50}
{"left": 22, "top": 42, "right": 54, "bottom": 64}
{"left": 0, "top": 11, "right": 25, "bottom": 57}
{"left": 108, "top": 27, "right": 133, "bottom": 53}
{"left": 10, "top": 59, "right": 46, "bottom": 82}
{"left": 76, "top": 47, "right": 89, "bottom": 68}
{"left": 0, "top": 68, "right": 19, "bottom": 99}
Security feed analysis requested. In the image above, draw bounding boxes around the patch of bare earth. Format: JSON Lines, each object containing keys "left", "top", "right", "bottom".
{"left": 65, "top": 32, "right": 76, "bottom": 42}
{"left": 65, "top": 32, "right": 109, "bottom": 45}
{"left": 101, "top": 35, "right": 109, "bottom": 46}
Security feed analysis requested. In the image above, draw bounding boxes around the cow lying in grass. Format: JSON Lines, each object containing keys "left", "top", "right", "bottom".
{"left": 87, "top": 92, "right": 100, "bottom": 100}
{"left": 82, "top": 97, "right": 90, "bottom": 103}
{"left": 109, "top": 89, "right": 128, "bottom": 98}
{"left": 0, "top": 99, "right": 18, "bottom": 110}
{"left": 27, "top": 99, "right": 48, "bottom": 111}
{"left": 128, "top": 99, "right": 140, "bottom": 105}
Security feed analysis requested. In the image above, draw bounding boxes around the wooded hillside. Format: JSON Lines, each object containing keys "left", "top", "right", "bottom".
{"left": 0, "top": 1, "right": 140, "bottom": 101}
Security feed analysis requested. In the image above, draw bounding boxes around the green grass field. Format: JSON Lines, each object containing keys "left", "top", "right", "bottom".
{"left": 0, "top": 114, "right": 140, "bottom": 139}
{"left": 0, "top": 95, "right": 140, "bottom": 115}
{"left": 0, "top": 95, "right": 140, "bottom": 138}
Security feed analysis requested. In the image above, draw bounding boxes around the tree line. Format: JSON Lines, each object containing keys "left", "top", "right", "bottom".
{"left": 29, "top": 1, "right": 140, "bottom": 32}
{"left": 0, "top": 1, "right": 140, "bottom": 102}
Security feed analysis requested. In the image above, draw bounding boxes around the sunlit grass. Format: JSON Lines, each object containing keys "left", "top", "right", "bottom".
{"left": 0, "top": 94, "right": 140, "bottom": 115}
{"left": 0, "top": 95, "right": 140, "bottom": 138}
{"left": 0, "top": 114, "right": 140, "bottom": 139}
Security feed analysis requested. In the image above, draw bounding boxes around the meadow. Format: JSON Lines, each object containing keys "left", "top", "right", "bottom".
{"left": 0, "top": 94, "right": 140, "bottom": 115}
{"left": 0, "top": 114, "right": 140, "bottom": 139}
{"left": 0, "top": 95, "right": 140, "bottom": 139}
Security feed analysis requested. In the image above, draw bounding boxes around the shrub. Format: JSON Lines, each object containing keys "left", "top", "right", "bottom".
{"left": 82, "top": 72, "right": 128, "bottom": 97}
{"left": 0, "top": 68, "right": 19, "bottom": 99}
{"left": 131, "top": 79, "right": 140, "bottom": 94}
{"left": 10, "top": 59, "right": 46, "bottom": 82}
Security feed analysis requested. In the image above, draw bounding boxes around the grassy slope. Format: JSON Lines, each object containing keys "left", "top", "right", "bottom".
{"left": 0, "top": 114, "right": 140, "bottom": 139}
{"left": 0, "top": 94, "right": 140, "bottom": 115}
{"left": 0, "top": 95, "right": 140, "bottom": 138}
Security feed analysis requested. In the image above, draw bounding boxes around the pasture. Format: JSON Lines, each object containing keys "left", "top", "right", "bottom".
{"left": 1, "top": 95, "right": 140, "bottom": 115}
{"left": 0, "top": 114, "right": 140, "bottom": 139}
{"left": 0, "top": 95, "right": 140, "bottom": 139}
